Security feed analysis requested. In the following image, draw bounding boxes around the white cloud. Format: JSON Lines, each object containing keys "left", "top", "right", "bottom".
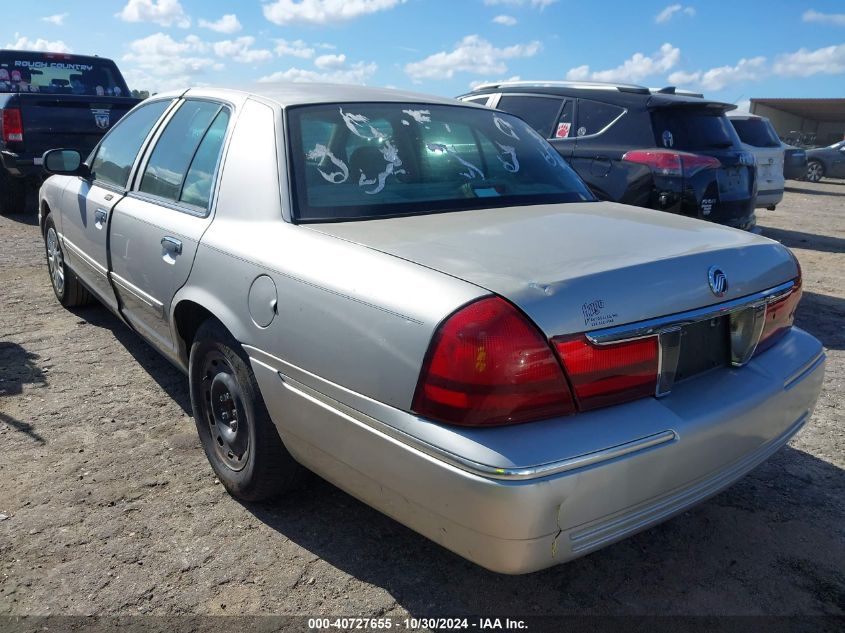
{"left": 802, "top": 9, "right": 845, "bottom": 27}
{"left": 198, "top": 14, "right": 241, "bottom": 34}
{"left": 314, "top": 53, "right": 347, "bottom": 70}
{"left": 122, "top": 33, "right": 219, "bottom": 92}
{"left": 212, "top": 37, "right": 273, "bottom": 64}
{"left": 655, "top": 4, "right": 695, "bottom": 24}
{"left": 668, "top": 56, "right": 766, "bottom": 90}
{"left": 492, "top": 15, "right": 517, "bottom": 26}
{"left": 469, "top": 75, "right": 520, "bottom": 89}
{"left": 566, "top": 43, "right": 680, "bottom": 82}
{"left": 483, "top": 0, "right": 556, "bottom": 8}
{"left": 5, "top": 34, "right": 71, "bottom": 53}
{"left": 772, "top": 44, "right": 845, "bottom": 77}
{"left": 263, "top": 0, "right": 405, "bottom": 26}
{"left": 116, "top": 0, "right": 190, "bottom": 28}
{"left": 258, "top": 60, "right": 378, "bottom": 85}
{"left": 40, "top": 13, "right": 68, "bottom": 26}
{"left": 404, "top": 35, "right": 541, "bottom": 81}
{"left": 275, "top": 39, "right": 317, "bottom": 59}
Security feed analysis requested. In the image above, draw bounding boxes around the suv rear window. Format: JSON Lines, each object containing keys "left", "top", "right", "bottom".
{"left": 650, "top": 109, "right": 738, "bottom": 151}
{"left": 730, "top": 118, "right": 781, "bottom": 148}
{"left": 0, "top": 52, "right": 128, "bottom": 96}
{"left": 287, "top": 102, "right": 594, "bottom": 222}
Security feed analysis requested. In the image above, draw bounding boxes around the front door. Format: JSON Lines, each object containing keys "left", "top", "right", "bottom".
{"left": 57, "top": 99, "right": 174, "bottom": 311}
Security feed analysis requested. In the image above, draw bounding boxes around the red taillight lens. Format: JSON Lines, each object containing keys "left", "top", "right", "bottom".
{"left": 552, "top": 335, "right": 659, "bottom": 411}
{"left": 622, "top": 149, "right": 721, "bottom": 177}
{"left": 412, "top": 297, "right": 576, "bottom": 427}
{"left": 756, "top": 276, "right": 802, "bottom": 356}
{"left": 1, "top": 108, "right": 23, "bottom": 143}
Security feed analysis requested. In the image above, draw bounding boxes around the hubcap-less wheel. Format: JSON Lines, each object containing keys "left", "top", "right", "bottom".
{"left": 200, "top": 351, "right": 250, "bottom": 471}
{"left": 806, "top": 161, "right": 824, "bottom": 182}
{"left": 46, "top": 227, "right": 65, "bottom": 296}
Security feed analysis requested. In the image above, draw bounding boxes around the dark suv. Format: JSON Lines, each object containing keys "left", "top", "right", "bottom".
{"left": 458, "top": 81, "right": 758, "bottom": 230}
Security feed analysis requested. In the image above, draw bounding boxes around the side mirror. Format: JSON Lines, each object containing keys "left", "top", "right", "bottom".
{"left": 42, "top": 149, "right": 88, "bottom": 177}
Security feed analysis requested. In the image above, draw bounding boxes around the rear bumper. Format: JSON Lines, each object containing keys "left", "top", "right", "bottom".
{"left": 0, "top": 151, "right": 44, "bottom": 179}
{"left": 756, "top": 188, "right": 784, "bottom": 208}
{"left": 248, "top": 327, "right": 824, "bottom": 574}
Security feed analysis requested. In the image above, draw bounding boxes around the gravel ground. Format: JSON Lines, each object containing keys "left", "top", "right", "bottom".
{"left": 0, "top": 181, "right": 842, "bottom": 619}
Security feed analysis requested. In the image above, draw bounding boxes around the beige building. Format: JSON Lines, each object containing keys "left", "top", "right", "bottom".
{"left": 750, "top": 98, "right": 845, "bottom": 147}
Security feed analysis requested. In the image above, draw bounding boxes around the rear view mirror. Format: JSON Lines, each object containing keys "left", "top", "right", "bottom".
{"left": 42, "top": 149, "right": 87, "bottom": 177}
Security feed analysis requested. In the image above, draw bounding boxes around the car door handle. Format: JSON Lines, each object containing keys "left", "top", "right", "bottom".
{"left": 161, "top": 236, "right": 182, "bottom": 255}
{"left": 94, "top": 208, "right": 108, "bottom": 228}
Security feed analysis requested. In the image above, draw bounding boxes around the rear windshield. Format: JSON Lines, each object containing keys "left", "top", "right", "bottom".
{"left": 651, "top": 109, "right": 739, "bottom": 151}
{"left": 730, "top": 118, "right": 781, "bottom": 148}
{"left": 0, "top": 52, "right": 128, "bottom": 96}
{"left": 287, "top": 103, "right": 595, "bottom": 222}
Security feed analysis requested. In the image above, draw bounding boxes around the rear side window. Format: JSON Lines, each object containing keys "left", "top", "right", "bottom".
{"left": 730, "top": 118, "right": 781, "bottom": 148}
{"left": 576, "top": 100, "right": 625, "bottom": 136}
{"left": 139, "top": 100, "right": 224, "bottom": 205}
{"left": 90, "top": 100, "right": 171, "bottom": 188}
{"left": 180, "top": 110, "right": 230, "bottom": 208}
{"left": 651, "top": 109, "right": 738, "bottom": 151}
{"left": 462, "top": 96, "right": 491, "bottom": 106}
{"left": 496, "top": 95, "right": 564, "bottom": 138}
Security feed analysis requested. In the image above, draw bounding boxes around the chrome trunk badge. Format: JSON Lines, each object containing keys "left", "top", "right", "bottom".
{"left": 708, "top": 266, "right": 728, "bottom": 297}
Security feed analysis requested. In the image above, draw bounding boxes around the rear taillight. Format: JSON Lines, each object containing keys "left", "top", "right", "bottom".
{"left": 552, "top": 335, "right": 659, "bottom": 411}
{"left": 412, "top": 297, "right": 576, "bottom": 427}
{"left": 622, "top": 149, "right": 721, "bottom": 177}
{"left": 755, "top": 267, "right": 802, "bottom": 356}
{"left": 1, "top": 108, "right": 23, "bottom": 143}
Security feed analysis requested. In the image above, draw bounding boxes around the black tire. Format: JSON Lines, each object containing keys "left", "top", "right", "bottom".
{"left": 0, "top": 170, "right": 27, "bottom": 215}
{"left": 43, "top": 215, "right": 92, "bottom": 307}
{"left": 805, "top": 160, "right": 825, "bottom": 183}
{"left": 188, "top": 319, "right": 305, "bottom": 501}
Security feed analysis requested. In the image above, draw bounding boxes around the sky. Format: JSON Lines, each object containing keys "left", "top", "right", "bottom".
{"left": 3, "top": 0, "right": 845, "bottom": 109}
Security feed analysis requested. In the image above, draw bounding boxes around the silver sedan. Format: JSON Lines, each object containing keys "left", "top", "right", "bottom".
{"left": 38, "top": 85, "right": 825, "bottom": 574}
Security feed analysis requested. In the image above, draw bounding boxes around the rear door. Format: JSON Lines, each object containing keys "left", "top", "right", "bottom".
{"left": 831, "top": 142, "right": 845, "bottom": 178}
{"left": 109, "top": 99, "right": 231, "bottom": 358}
{"left": 491, "top": 93, "right": 569, "bottom": 149}
{"left": 59, "top": 98, "right": 173, "bottom": 311}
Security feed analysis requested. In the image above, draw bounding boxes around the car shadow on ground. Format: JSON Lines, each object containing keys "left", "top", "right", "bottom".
{"left": 0, "top": 342, "right": 47, "bottom": 444}
{"left": 68, "top": 304, "right": 192, "bottom": 415}
{"left": 241, "top": 445, "right": 845, "bottom": 615}
{"left": 797, "top": 292, "right": 845, "bottom": 351}
{"left": 759, "top": 225, "right": 845, "bottom": 255}
{"left": 784, "top": 186, "right": 845, "bottom": 197}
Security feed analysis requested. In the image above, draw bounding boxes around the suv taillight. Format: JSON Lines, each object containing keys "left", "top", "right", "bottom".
{"left": 412, "top": 297, "right": 576, "bottom": 427}
{"left": 552, "top": 335, "right": 659, "bottom": 411}
{"left": 623, "top": 149, "right": 721, "bottom": 177}
{"left": 1, "top": 108, "right": 23, "bottom": 143}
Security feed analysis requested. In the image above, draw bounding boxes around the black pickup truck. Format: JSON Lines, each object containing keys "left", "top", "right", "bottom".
{"left": 0, "top": 50, "right": 140, "bottom": 214}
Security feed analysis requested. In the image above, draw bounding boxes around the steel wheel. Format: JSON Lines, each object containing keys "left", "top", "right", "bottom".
{"left": 199, "top": 350, "right": 251, "bottom": 471}
{"left": 46, "top": 226, "right": 65, "bottom": 296}
{"left": 806, "top": 161, "right": 824, "bottom": 183}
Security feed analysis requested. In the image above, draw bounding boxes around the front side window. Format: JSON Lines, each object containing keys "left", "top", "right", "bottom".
{"left": 496, "top": 95, "right": 564, "bottom": 139}
{"left": 288, "top": 102, "right": 594, "bottom": 222}
{"left": 139, "top": 100, "right": 225, "bottom": 206}
{"left": 90, "top": 100, "right": 172, "bottom": 188}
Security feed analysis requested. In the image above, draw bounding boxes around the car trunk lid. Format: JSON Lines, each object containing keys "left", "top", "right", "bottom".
{"left": 308, "top": 201, "right": 797, "bottom": 337}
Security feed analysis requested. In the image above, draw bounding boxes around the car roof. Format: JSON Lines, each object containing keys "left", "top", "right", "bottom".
{"left": 155, "top": 83, "right": 471, "bottom": 109}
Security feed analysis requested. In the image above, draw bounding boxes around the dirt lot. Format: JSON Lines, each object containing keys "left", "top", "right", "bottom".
{"left": 0, "top": 182, "right": 843, "bottom": 619}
